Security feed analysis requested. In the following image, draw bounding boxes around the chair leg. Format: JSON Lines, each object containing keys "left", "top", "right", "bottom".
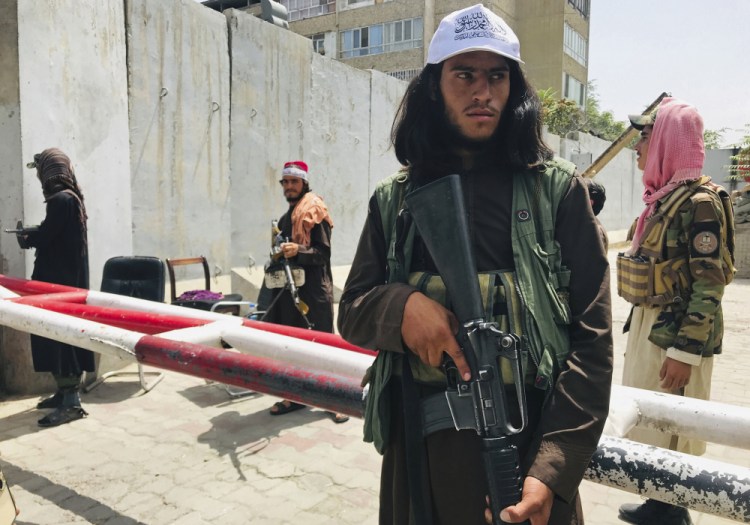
{"left": 83, "top": 364, "right": 164, "bottom": 394}
{"left": 223, "top": 385, "right": 256, "bottom": 398}
{"left": 137, "top": 364, "right": 165, "bottom": 393}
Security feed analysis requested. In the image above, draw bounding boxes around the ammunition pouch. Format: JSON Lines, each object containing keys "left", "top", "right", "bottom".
{"left": 263, "top": 262, "right": 305, "bottom": 289}
{"left": 407, "top": 270, "right": 534, "bottom": 386}
{"left": 617, "top": 254, "right": 690, "bottom": 306}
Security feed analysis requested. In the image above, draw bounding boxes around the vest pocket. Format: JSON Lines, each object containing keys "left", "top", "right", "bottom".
{"left": 530, "top": 242, "right": 572, "bottom": 325}
{"left": 617, "top": 254, "right": 690, "bottom": 306}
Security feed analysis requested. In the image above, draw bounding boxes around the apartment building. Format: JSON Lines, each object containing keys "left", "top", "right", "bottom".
{"left": 203, "top": 0, "right": 591, "bottom": 106}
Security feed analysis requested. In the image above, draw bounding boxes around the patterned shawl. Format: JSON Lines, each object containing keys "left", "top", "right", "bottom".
{"left": 291, "top": 191, "right": 333, "bottom": 246}
{"left": 630, "top": 98, "right": 704, "bottom": 251}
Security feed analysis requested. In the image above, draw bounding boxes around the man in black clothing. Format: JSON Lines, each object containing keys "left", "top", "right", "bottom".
{"left": 21, "top": 148, "right": 93, "bottom": 427}
{"left": 263, "top": 160, "right": 348, "bottom": 423}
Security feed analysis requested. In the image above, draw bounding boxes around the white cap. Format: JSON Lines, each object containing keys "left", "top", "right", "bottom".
{"left": 426, "top": 4, "right": 522, "bottom": 65}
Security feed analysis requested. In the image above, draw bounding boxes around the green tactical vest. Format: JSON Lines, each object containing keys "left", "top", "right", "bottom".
{"left": 362, "top": 160, "right": 575, "bottom": 454}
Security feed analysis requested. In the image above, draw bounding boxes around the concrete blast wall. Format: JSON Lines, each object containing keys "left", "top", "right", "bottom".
{"left": 16, "top": 0, "right": 133, "bottom": 288}
{"left": 127, "top": 0, "right": 232, "bottom": 273}
{"left": 0, "top": 0, "right": 646, "bottom": 394}
{"left": 226, "top": 9, "right": 403, "bottom": 273}
{"left": 0, "top": 0, "right": 132, "bottom": 394}
{"left": 559, "top": 132, "right": 643, "bottom": 232}
{"left": 0, "top": 0, "right": 404, "bottom": 394}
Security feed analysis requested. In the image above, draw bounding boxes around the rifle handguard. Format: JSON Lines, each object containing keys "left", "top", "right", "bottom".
{"left": 483, "top": 436, "right": 525, "bottom": 525}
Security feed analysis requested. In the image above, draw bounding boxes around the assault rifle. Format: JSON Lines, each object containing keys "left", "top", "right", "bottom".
{"left": 404, "top": 175, "right": 529, "bottom": 525}
{"left": 268, "top": 219, "right": 312, "bottom": 328}
{"left": 3, "top": 220, "right": 36, "bottom": 249}
{"left": 3, "top": 220, "right": 33, "bottom": 234}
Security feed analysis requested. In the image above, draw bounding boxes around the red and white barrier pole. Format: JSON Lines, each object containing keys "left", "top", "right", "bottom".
{"left": 0, "top": 296, "right": 367, "bottom": 416}
{"left": 0, "top": 274, "right": 372, "bottom": 355}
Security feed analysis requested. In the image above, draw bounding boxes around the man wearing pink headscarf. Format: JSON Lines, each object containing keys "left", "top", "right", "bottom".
{"left": 616, "top": 98, "right": 735, "bottom": 525}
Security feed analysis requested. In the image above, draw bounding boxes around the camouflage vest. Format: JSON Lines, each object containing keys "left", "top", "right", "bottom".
{"left": 617, "top": 177, "right": 734, "bottom": 355}
{"left": 617, "top": 177, "right": 735, "bottom": 306}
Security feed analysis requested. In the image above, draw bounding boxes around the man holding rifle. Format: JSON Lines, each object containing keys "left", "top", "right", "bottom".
{"left": 338, "top": 5, "right": 612, "bottom": 524}
{"left": 264, "top": 160, "right": 348, "bottom": 423}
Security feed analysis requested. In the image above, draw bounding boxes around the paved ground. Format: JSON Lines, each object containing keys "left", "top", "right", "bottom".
{"left": 1, "top": 248, "right": 749, "bottom": 524}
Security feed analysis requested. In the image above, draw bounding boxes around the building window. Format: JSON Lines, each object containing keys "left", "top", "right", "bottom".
{"left": 564, "top": 73, "right": 585, "bottom": 107}
{"left": 281, "top": 0, "right": 335, "bottom": 22}
{"left": 340, "top": 17, "right": 422, "bottom": 59}
{"left": 312, "top": 33, "right": 325, "bottom": 54}
{"left": 567, "top": 0, "right": 590, "bottom": 19}
{"left": 563, "top": 23, "right": 587, "bottom": 66}
{"left": 341, "top": 26, "right": 382, "bottom": 58}
{"left": 383, "top": 18, "right": 423, "bottom": 53}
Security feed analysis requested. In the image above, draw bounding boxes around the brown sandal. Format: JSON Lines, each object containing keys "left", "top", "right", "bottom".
{"left": 269, "top": 401, "right": 305, "bottom": 415}
{"left": 329, "top": 412, "right": 350, "bottom": 424}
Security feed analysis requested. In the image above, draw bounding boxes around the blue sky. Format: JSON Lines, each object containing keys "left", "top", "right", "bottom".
{"left": 589, "top": 1, "right": 749, "bottom": 147}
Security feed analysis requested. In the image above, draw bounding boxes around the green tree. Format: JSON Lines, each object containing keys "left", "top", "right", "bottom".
{"left": 538, "top": 83, "right": 627, "bottom": 141}
{"left": 583, "top": 82, "right": 627, "bottom": 141}
{"left": 728, "top": 126, "right": 750, "bottom": 184}
{"left": 704, "top": 128, "right": 727, "bottom": 150}
{"left": 538, "top": 88, "right": 582, "bottom": 137}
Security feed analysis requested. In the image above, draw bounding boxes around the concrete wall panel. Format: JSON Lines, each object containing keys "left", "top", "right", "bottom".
{"left": 0, "top": 0, "right": 37, "bottom": 394}
{"left": 305, "top": 52, "right": 372, "bottom": 265}
{"left": 0, "top": 0, "right": 24, "bottom": 279}
{"left": 559, "top": 132, "right": 642, "bottom": 232}
{"left": 1, "top": 0, "right": 131, "bottom": 393}
{"left": 227, "top": 10, "right": 314, "bottom": 271}
{"left": 127, "top": 0, "right": 231, "bottom": 274}
{"left": 227, "top": 10, "right": 401, "bottom": 269}
{"left": 16, "top": 0, "right": 132, "bottom": 291}
{"left": 705, "top": 149, "right": 734, "bottom": 189}
{"left": 368, "top": 70, "right": 405, "bottom": 192}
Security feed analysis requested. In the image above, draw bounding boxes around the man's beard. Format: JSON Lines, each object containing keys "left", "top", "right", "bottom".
{"left": 441, "top": 111, "right": 499, "bottom": 152}
{"left": 285, "top": 186, "right": 308, "bottom": 204}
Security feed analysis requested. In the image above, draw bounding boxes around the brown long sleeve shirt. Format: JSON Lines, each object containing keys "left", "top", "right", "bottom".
{"left": 338, "top": 164, "right": 613, "bottom": 511}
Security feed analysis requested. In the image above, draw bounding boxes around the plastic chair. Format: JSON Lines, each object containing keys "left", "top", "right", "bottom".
{"left": 165, "top": 256, "right": 242, "bottom": 315}
{"left": 84, "top": 256, "right": 166, "bottom": 393}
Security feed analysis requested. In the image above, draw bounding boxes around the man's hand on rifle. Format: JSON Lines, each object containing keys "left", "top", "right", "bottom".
{"left": 400, "top": 292, "right": 471, "bottom": 381}
{"left": 280, "top": 242, "right": 299, "bottom": 259}
{"left": 484, "top": 477, "right": 553, "bottom": 525}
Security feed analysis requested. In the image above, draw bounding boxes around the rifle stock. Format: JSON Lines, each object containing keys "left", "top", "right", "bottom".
{"left": 404, "top": 174, "right": 528, "bottom": 525}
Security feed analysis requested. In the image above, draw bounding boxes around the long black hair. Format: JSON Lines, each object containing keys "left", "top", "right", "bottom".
{"left": 391, "top": 59, "right": 552, "bottom": 184}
